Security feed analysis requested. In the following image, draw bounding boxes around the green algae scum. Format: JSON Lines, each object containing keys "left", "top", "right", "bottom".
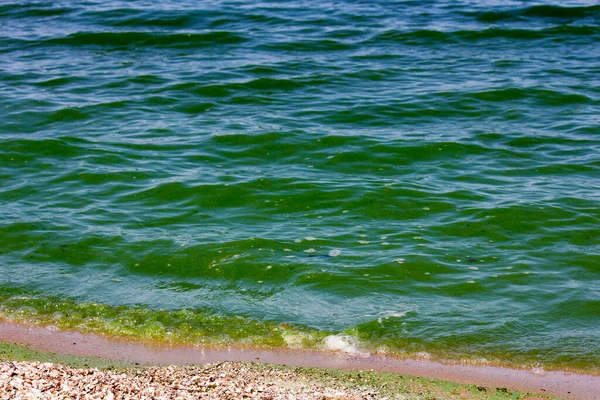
{"left": 0, "top": 0, "right": 599, "bottom": 373}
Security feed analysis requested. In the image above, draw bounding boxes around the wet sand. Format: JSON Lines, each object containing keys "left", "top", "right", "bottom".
{"left": 0, "top": 321, "right": 598, "bottom": 400}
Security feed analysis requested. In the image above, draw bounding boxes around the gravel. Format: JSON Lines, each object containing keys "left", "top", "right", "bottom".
{"left": 0, "top": 361, "right": 383, "bottom": 399}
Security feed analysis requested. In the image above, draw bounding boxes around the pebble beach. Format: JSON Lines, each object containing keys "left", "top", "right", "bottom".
{"left": 1, "top": 361, "right": 382, "bottom": 400}
{"left": 1, "top": 359, "right": 568, "bottom": 400}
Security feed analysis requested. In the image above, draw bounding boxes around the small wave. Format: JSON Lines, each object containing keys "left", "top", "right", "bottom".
{"left": 50, "top": 108, "right": 90, "bottom": 122}
{"left": 127, "top": 74, "right": 170, "bottom": 86}
{"left": 502, "top": 135, "right": 597, "bottom": 149}
{"left": 173, "top": 102, "right": 216, "bottom": 114}
{"left": 239, "top": 65, "right": 281, "bottom": 75}
{"left": 503, "top": 163, "right": 599, "bottom": 177}
{"left": 260, "top": 39, "right": 355, "bottom": 52}
{"left": 10, "top": 107, "right": 91, "bottom": 126}
{"left": 51, "top": 169, "right": 155, "bottom": 185}
{"left": 32, "top": 76, "right": 86, "bottom": 87}
{"left": 303, "top": 102, "right": 485, "bottom": 126}
{"left": 45, "top": 30, "right": 248, "bottom": 49}
{"left": 78, "top": 8, "right": 215, "bottom": 28}
{"left": 110, "top": 13, "right": 196, "bottom": 28}
{"left": 340, "top": 68, "right": 398, "bottom": 81}
{"left": 120, "top": 181, "right": 254, "bottom": 209}
{"left": 125, "top": 237, "right": 294, "bottom": 279}
{"left": 0, "top": 137, "right": 92, "bottom": 158}
{"left": 472, "top": 5, "right": 600, "bottom": 22}
{"left": 467, "top": 88, "right": 590, "bottom": 105}
{"left": 0, "top": 3, "right": 74, "bottom": 18}
{"left": 155, "top": 76, "right": 326, "bottom": 98}
{"left": 4, "top": 107, "right": 90, "bottom": 127}
{"left": 244, "top": 77, "right": 304, "bottom": 90}
{"left": 371, "top": 26, "right": 599, "bottom": 45}
{"left": 209, "top": 131, "right": 308, "bottom": 160}
{"left": 210, "top": 13, "right": 292, "bottom": 28}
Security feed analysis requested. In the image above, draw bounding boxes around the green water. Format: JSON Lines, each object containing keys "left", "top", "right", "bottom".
{"left": 1, "top": 0, "right": 599, "bottom": 371}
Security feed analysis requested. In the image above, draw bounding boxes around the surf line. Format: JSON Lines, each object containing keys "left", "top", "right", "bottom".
{"left": 0, "top": 321, "right": 598, "bottom": 400}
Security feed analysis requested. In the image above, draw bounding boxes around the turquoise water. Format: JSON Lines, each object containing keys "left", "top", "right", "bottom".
{"left": 1, "top": 0, "right": 599, "bottom": 370}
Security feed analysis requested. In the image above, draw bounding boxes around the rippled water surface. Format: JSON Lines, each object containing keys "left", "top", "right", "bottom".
{"left": 1, "top": 0, "right": 599, "bottom": 370}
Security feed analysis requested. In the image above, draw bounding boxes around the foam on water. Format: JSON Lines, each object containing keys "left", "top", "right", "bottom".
{"left": 328, "top": 249, "right": 342, "bottom": 257}
{"left": 321, "top": 334, "right": 368, "bottom": 356}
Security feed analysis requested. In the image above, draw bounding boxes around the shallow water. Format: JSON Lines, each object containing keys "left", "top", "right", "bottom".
{"left": 1, "top": 0, "right": 599, "bottom": 370}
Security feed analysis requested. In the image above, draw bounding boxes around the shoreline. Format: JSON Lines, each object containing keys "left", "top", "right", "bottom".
{"left": 0, "top": 321, "right": 598, "bottom": 399}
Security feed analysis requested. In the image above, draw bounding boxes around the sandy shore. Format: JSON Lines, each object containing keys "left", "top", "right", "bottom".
{"left": 0, "top": 321, "right": 598, "bottom": 399}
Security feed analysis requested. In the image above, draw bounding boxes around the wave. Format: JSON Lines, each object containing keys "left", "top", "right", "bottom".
{"left": 3, "top": 26, "right": 596, "bottom": 54}
{"left": 0, "top": 292, "right": 325, "bottom": 348}
{"left": 82, "top": 8, "right": 292, "bottom": 29}
{"left": 60, "top": 30, "right": 245, "bottom": 47}
{"left": 103, "top": 11, "right": 198, "bottom": 28}
{"left": 465, "top": 88, "right": 591, "bottom": 105}
{"left": 3, "top": 107, "right": 90, "bottom": 127}
{"left": 25, "top": 30, "right": 249, "bottom": 49}
{"left": 470, "top": 5, "right": 600, "bottom": 22}
{"left": 31, "top": 76, "right": 87, "bottom": 87}
{"left": 154, "top": 75, "right": 329, "bottom": 97}
{"left": 371, "top": 26, "right": 599, "bottom": 45}
{"left": 259, "top": 39, "right": 355, "bottom": 52}
{"left": 0, "top": 137, "right": 96, "bottom": 161}
{"left": 298, "top": 86, "right": 592, "bottom": 127}
{"left": 0, "top": 3, "right": 74, "bottom": 18}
